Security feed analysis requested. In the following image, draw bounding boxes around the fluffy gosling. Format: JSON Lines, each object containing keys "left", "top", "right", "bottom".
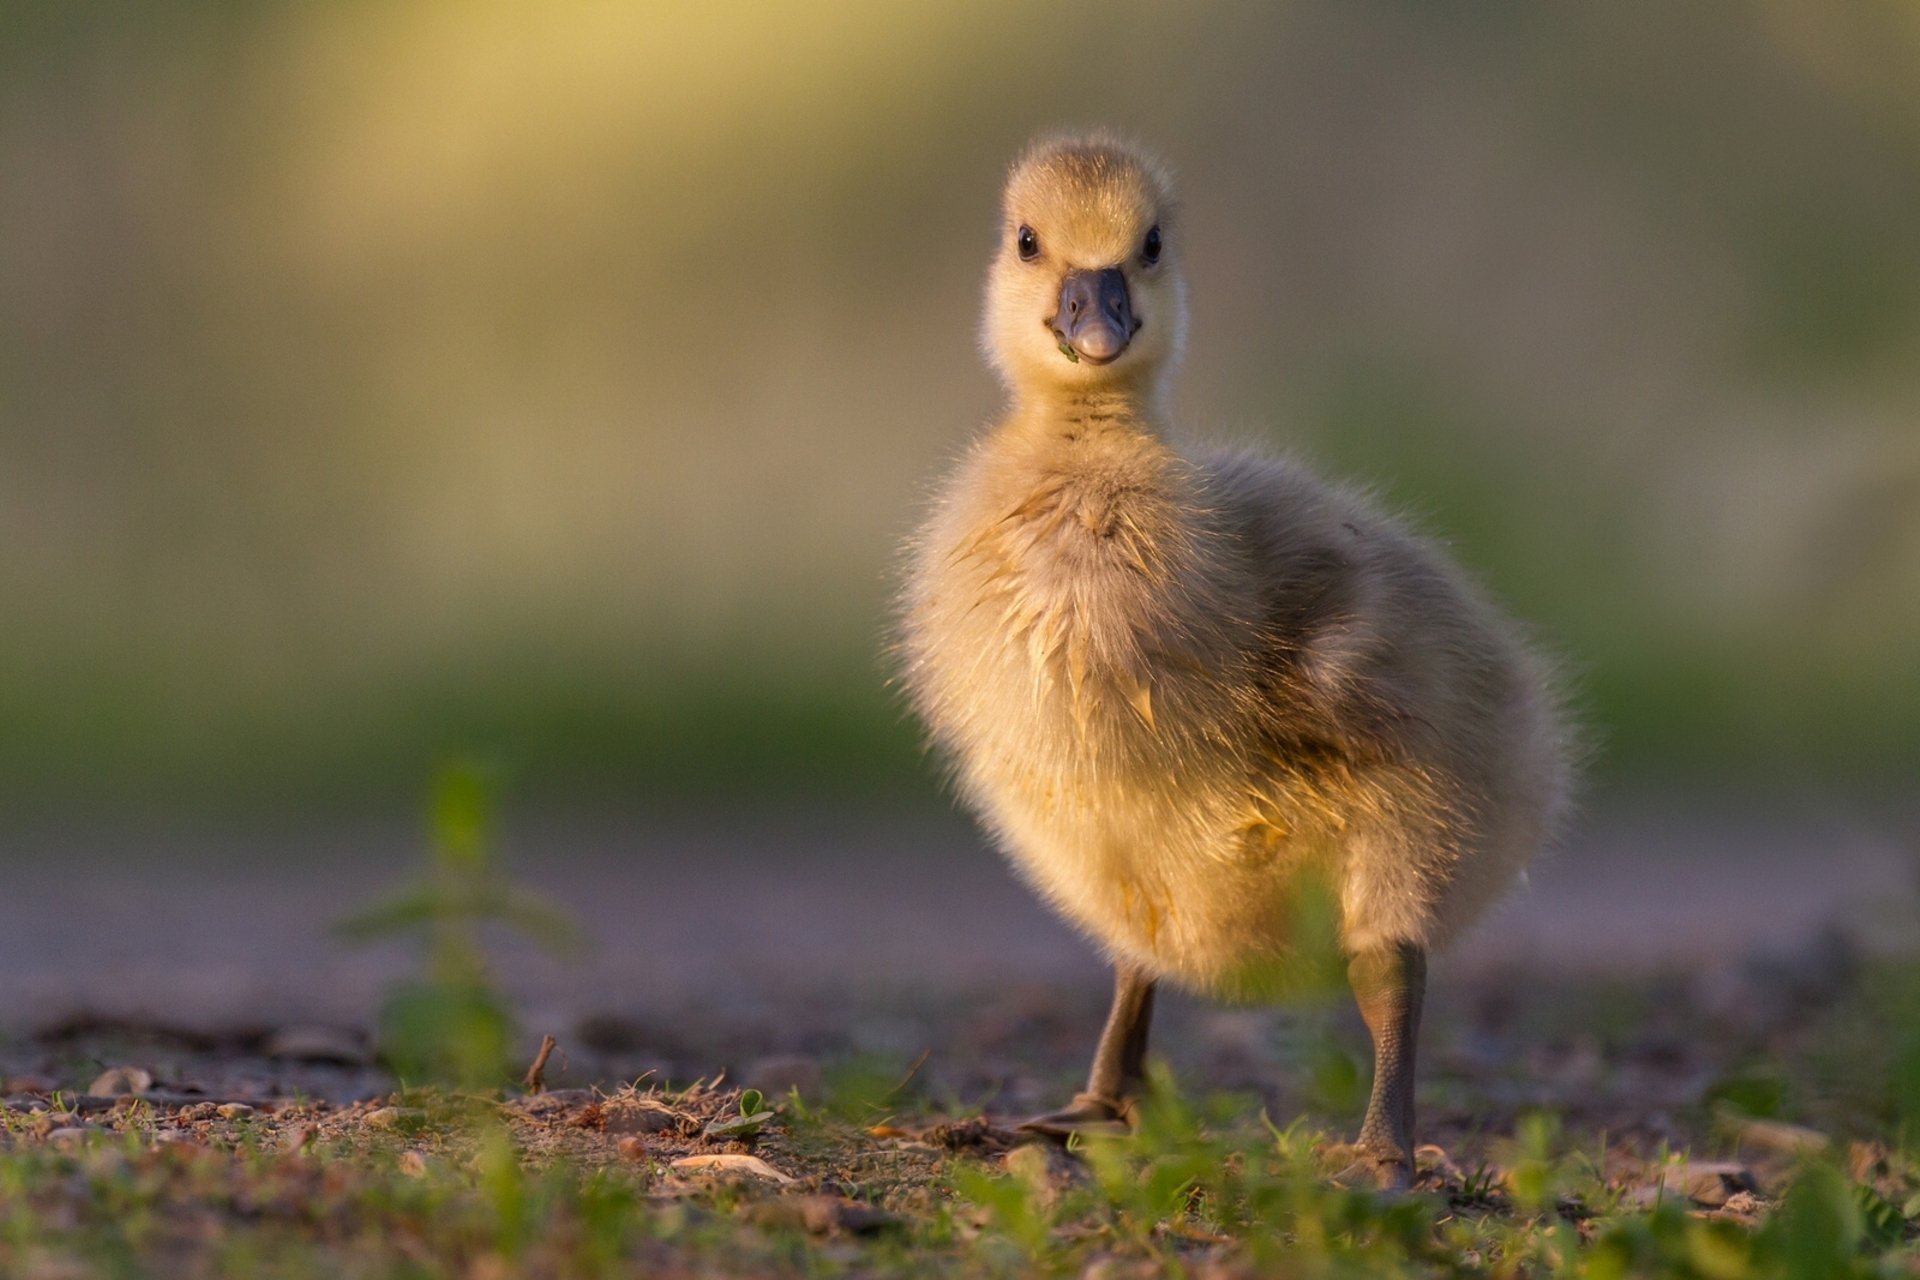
{"left": 898, "top": 134, "right": 1573, "bottom": 1189}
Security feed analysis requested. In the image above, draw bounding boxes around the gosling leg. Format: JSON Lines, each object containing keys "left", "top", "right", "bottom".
{"left": 1339, "top": 940, "right": 1427, "bottom": 1190}
{"left": 1018, "top": 962, "right": 1157, "bottom": 1137}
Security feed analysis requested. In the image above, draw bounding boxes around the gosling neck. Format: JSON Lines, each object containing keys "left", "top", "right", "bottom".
{"left": 1013, "top": 374, "right": 1171, "bottom": 440}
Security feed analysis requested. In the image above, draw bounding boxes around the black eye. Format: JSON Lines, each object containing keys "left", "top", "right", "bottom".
{"left": 1143, "top": 225, "right": 1162, "bottom": 264}
{"left": 1016, "top": 225, "right": 1039, "bottom": 261}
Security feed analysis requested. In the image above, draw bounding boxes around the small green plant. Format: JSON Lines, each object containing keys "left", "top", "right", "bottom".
{"left": 1502, "top": 1111, "right": 1570, "bottom": 1216}
{"left": 337, "top": 758, "right": 582, "bottom": 1089}
{"left": 703, "top": 1088, "right": 775, "bottom": 1140}
{"left": 1460, "top": 1160, "right": 1503, "bottom": 1203}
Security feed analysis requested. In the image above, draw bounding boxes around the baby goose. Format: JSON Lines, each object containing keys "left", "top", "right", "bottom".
{"left": 898, "top": 135, "right": 1572, "bottom": 1189}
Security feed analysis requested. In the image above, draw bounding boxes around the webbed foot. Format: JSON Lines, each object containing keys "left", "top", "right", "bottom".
{"left": 1015, "top": 1092, "right": 1135, "bottom": 1140}
{"left": 1328, "top": 1144, "right": 1413, "bottom": 1192}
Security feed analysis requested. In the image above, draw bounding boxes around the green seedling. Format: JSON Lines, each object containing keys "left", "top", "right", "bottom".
{"left": 337, "top": 758, "right": 583, "bottom": 1089}
{"left": 702, "top": 1088, "right": 775, "bottom": 1141}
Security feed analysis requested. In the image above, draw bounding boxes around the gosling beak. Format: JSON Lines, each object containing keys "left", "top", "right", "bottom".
{"left": 1050, "top": 267, "right": 1139, "bottom": 365}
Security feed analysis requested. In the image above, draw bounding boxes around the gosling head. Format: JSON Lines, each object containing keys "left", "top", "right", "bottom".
{"left": 983, "top": 133, "right": 1186, "bottom": 406}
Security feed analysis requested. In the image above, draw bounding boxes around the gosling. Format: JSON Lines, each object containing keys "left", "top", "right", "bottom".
{"left": 897, "top": 134, "right": 1573, "bottom": 1189}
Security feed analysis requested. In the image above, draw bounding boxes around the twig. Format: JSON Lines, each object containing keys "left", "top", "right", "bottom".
{"left": 881, "top": 1049, "right": 933, "bottom": 1104}
{"left": 523, "top": 1034, "right": 559, "bottom": 1094}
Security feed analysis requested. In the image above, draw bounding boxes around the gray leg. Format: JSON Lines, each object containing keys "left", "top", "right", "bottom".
{"left": 1018, "top": 962, "right": 1156, "bottom": 1137}
{"left": 1340, "top": 941, "right": 1426, "bottom": 1190}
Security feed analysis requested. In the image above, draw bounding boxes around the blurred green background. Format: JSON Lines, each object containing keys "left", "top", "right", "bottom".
{"left": 3, "top": 1, "right": 1917, "bottom": 818}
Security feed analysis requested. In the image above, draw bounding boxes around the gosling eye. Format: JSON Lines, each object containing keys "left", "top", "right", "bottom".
{"left": 1016, "top": 225, "right": 1039, "bottom": 261}
{"left": 1142, "top": 224, "right": 1162, "bottom": 264}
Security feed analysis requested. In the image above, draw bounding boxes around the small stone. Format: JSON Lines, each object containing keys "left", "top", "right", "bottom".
{"left": 87, "top": 1067, "right": 152, "bottom": 1097}
{"left": 616, "top": 1136, "right": 648, "bottom": 1161}
{"left": 398, "top": 1150, "right": 430, "bottom": 1177}
{"left": 31, "top": 1113, "right": 78, "bottom": 1138}
{"left": 1658, "top": 1162, "right": 1760, "bottom": 1208}
{"left": 215, "top": 1103, "right": 255, "bottom": 1120}
{"left": 364, "top": 1107, "right": 427, "bottom": 1132}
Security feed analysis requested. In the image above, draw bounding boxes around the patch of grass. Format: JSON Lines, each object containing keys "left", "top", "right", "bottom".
{"left": 942, "top": 1079, "right": 1918, "bottom": 1278}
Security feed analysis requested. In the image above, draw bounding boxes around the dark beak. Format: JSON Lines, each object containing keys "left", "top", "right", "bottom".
{"left": 1050, "top": 267, "right": 1138, "bottom": 364}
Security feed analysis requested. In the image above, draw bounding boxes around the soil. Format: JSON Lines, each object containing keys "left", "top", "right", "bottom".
{"left": 0, "top": 795, "right": 1914, "bottom": 1271}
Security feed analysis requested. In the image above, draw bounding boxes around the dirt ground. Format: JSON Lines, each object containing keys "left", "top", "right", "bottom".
{"left": 0, "top": 795, "right": 1915, "bottom": 1274}
{"left": 0, "top": 932, "right": 1912, "bottom": 1275}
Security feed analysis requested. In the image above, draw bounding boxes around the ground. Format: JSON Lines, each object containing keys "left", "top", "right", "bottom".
{"left": 0, "top": 800, "right": 1916, "bottom": 1275}
{"left": 2, "top": 949, "right": 1918, "bottom": 1277}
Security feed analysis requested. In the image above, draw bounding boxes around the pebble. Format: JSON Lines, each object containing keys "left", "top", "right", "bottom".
{"left": 88, "top": 1067, "right": 153, "bottom": 1097}
{"left": 602, "top": 1100, "right": 686, "bottom": 1135}
{"left": 363, "top": 1107, "right": 426, "bottom": 1131}
{"left": 1656, "top": 1161, "right": 1759, "bottom": 1208}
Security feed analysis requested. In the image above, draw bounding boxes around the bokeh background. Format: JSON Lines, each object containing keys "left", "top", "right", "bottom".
{"left": 3, "top": 2, "right": 1916, "bottom": 830}
{"left": 7, "top": 15, "right": 1920, "bottom": 1245}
